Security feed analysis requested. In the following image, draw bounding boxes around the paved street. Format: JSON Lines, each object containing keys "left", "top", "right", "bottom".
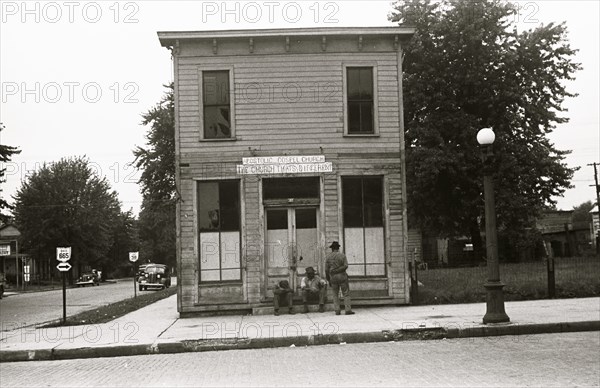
{"left": 0, "top": 279, "right": 140, "bottom": 330}
{"left": 1, "top": 332, "right": 598, "bottom": 387}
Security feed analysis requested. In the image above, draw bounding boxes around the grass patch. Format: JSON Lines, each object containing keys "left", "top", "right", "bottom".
{"left": 415, "top": 256, "right": 600, "bottom": 305}
{"left": 42, "top": 286, "right": 177, "bottom": 327}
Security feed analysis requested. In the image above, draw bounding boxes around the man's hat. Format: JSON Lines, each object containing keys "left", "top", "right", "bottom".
{"left": 329, "top": 241, "right": 340, "bottom": 249}
{"left": 305, "top": 266, "right": 316, "bottom": 273}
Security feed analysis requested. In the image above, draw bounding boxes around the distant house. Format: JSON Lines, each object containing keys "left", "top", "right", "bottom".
{"left": 536, "top": 210, "right": 594, "bottom": 257}
{"left": 0, "top": 223, "right": 32, "bottom": 286}
{"left": 158, "top": 26, "right": 416, "bottom": 315}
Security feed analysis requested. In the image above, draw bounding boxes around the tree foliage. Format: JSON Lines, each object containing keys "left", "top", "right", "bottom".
{"left": 0, "top": 122, "right": 22, "bottom": 223}
{"left": 13, "top": 157, "right": 121, "bottom": 279}
{"left": 133, "top": 84, "right": 176, "bottom": 267}
{"left": 572, "top": 200, "right": 594, "bottom": 223}
{"left": 390, "top": 0, "right": 580, "bottom": 258}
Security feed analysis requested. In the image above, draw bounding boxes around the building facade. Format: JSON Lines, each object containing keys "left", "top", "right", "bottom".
{"left": 158, "top": 27, "right": 415, "bottom": 315}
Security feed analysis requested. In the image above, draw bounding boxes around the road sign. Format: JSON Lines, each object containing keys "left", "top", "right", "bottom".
{"left": 56, "top": 262, "right": 72, "bottom": 272}
{"left": 56, "top": 247, "right": 71, "bottom": 262}
{"left": 0, "top": 244, "right": 10, "bottom": 256}
{"left": 129, "top": 252, "right": 139, "bottom": 262}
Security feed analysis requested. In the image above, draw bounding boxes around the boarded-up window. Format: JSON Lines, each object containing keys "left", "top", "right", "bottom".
{"left": 347, "top": 67, "right": 374, "bottom": 134}
{"left": 342, "top": 177, "right": 385, "bottom": 276}
{"left": 203, "top": 70, "right": 231, "bottom": 139}
{"left": 198, "top": 181, "right": 241, "bottom": 282}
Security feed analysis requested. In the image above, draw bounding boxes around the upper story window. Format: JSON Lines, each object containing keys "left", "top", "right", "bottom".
{"left": 346, "top": 67, "right": 374, "bottom": 135}
{"left": 202, "top": 70, "right": 233, "bottom": 139}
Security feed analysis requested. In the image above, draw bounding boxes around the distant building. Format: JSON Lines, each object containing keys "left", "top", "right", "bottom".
{"left": 536, "top": 210, "right": 594, "bottom": 257}
{"left": 158, "top": 26, "right": 415, "bottom": 315}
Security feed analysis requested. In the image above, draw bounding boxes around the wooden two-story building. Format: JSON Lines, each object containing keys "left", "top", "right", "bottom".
{"left": 158, "top": 26, "right": 415, "bottom": 315}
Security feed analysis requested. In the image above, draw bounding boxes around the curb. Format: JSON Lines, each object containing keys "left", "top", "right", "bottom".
{"left": 1, "top": 320, "right": 598, "bottom": 363}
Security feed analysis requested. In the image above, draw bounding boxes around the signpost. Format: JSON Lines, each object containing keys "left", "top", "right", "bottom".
{"left": 129, "top": 252, "right": 139, "bottom": 298}
{"left": 56, "top": 247, "right": 71, "bottom": 324}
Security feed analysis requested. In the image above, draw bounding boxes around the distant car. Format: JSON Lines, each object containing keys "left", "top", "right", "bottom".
{"left": 138, "top": 264, "right": 171, "bottom": 291}
{"left": 0, "top": 272, "right": 5, "bottom": 299}
{"left": 76, "top": 270, "right": 100, "bottom": 287}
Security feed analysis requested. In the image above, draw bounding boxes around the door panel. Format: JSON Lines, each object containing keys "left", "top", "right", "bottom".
{"left": 265, "top": 207, "right": 319, "bottom": 298}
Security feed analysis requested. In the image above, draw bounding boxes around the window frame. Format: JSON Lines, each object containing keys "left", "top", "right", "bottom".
{"left": 341, "top": 175, "right": 386, "bottom": 278}
{"left": 196, "top": 179, "right": 242, "bottom": 284}
{"left": 198, "top": 66, "right": 236, "bottom": 141}
{"left": 342, "top": 63, "right": 379, "bottom": 137}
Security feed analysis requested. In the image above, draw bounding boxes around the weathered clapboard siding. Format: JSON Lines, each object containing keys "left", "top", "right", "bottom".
{"left": 176, "top": 52, "right": 400, "bottom": 157}
{"left": 162, "top": 27, "right": 414, "bottom": 313}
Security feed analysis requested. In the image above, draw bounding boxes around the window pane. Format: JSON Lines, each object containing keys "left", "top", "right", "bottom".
{"left": 200, "top": 232, "right": 220, "bottom": 271}
{"left": 266, "top": 210, "right": 288, "bottom": 268}
{"left": 363, "top": 177, "right": 383, "bottom": 227}
{"left": 295, "top": 208, "right": 316, "bottom": 229}
{"left": 359, "top": 68, "right": 373, "bottom": 99}
{"left": 342, "top": 178, "right": 363, "bottom": 227}
{"left": 267, "top": 209, "right": 288, "bottom": 230}
{"left": 203, "top": 71, "right": 229, "bottom": 105}
{"left": 344, "top": 227, "right": 365, "bottom": 276}
{"left": 360, "top": 102, "right": 374, "bottom": 133}
{"left": 348, "top": 102, "right": 361, "bottom": 133}
{"left": 347, "top": 68, "right": 361, "bottom": 100}
{"left": 219, "top": 181, "right": 240, "bottom": 231}
{"left": 366, "top": 264, "right": 385, "bottom": 276}
{"left": 198, "top": 182, "right": 220, "bottom": 231}
{"left": 365, "top": 227, "right": 385, "bottom": 266}
{"left": 204, "top": 106, "right": 231, "bottom": 139}
{"left": 221, "top": 231, "right": 240, "bottom": 269}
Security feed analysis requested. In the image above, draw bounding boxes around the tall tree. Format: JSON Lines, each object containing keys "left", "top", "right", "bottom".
{"left": 0, "top": 122, "right": 22, "bottom": 223}
{"left": 13, "top": 157, "right": 121, "bottom": 280}
{"left": 391, "top": 0, "right": 579, "bottom": 260}
{"left": 572, "top": 200, "right": 594, "bottom": 224}
{"left": 133, "top": 84, "right": 176, "bottom": 267}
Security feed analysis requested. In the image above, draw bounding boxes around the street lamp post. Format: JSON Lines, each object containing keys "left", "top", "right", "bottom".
{"left": 477, "top": 127, "right": 510, "bottom": 324}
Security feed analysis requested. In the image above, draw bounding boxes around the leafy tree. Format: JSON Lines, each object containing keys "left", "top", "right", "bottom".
{"left": 107, "top": 209, "right": 139, "bottom": 278}
{"left": 133, "top": 84, "right": 176, "bottom": 267}
{"left": 572, "top": 200, "right": 594, "bottom": 223}
{"left": 0, "top": 122, "right": 22, "bottom": 223}
{"left": 13, "top": 157, "right": 121, "bottom": 281}
{"left": 390, "top": 0, "right": 579, "bottom": 260}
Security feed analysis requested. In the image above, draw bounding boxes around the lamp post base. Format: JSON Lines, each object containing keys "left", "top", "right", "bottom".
{"left": 483, "top": 281, "right": 510, "bottom": 324}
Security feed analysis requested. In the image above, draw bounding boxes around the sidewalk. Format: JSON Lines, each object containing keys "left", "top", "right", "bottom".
{"left": 1, "top": 296, "right": 598, "bottom": 362}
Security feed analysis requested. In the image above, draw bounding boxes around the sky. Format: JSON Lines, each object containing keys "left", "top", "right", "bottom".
{"left": 1, "top": 0, "right": 598, "bottom": 216}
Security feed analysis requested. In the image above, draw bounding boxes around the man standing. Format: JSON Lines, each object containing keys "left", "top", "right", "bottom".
{"left": 273, "top": 279, "right": 294, "bottom": 316}
{"left": 301, "top": 266, "right": 327, "bottom": 313}
{"left": 325, "top": 241, "right": 354, "bottom": 315}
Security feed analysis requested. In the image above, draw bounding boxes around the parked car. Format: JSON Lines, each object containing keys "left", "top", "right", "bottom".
{"left": 76, "top": 270, "right": 101, "bottom": 287}
{"left": 0, "top": 272, "right": 5, "bottom": 299}
{"left": 138, "top": 264, "right": 171, "bottom": 291}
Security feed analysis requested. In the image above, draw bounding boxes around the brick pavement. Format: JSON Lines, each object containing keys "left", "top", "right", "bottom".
{"left": 1, "top": 332, "right": 598, "bottom": 387}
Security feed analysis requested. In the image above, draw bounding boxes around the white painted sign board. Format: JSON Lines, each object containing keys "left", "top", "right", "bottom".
{"left": 56, "top": 247, "right": 71, "bottom": 262}
{"left": 129, "top": 252, "right": 139, "bottom": 262}
{"left": 57, "top": 262, "right": 72, "bottom": 272}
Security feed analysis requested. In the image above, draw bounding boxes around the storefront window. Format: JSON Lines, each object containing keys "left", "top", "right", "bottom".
{"left": 198, "top": 180, "right": 241, "bottom": 282}
{"left": 342, "top": 176, "right": 385, "bottom": 276}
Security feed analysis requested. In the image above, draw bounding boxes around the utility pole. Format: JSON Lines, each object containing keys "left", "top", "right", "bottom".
{"left": 588, "top": 163, "right": 600, "bottom": 253}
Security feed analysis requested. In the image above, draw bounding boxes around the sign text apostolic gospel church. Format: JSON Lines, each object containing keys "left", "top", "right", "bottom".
{"left": 236, "top": 155, "right": 333, "bottom": 175}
